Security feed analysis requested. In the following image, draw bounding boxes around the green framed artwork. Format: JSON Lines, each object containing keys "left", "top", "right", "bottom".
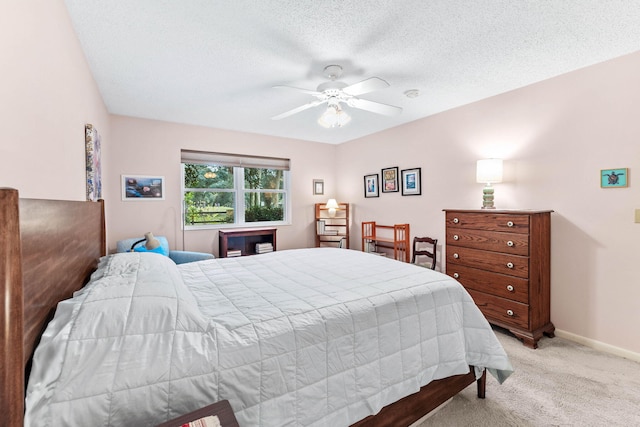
{"left": 601, "top": 168, "right": 628, "bottom": 188}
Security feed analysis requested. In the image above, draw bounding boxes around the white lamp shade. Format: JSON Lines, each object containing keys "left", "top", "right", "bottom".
{"left": 476, "top": 159, "right": 503, "bottom": 184}
{"left": 318, "top": 106, "right": 351, "bottom": 128}
{"left": 325, "top": 199, "right": 339, "bottom": 209}
{"left": 325, "top": 198, "right": 339, "bottom": 217}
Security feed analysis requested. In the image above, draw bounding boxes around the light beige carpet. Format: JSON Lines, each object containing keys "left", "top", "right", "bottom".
{"left": 415, "top": 329, "right": 640, "bottom": 427}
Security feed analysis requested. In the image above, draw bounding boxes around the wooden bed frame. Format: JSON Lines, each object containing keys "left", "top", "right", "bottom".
{"left": 0, "top": 188, "right": 485, "bottom": 427}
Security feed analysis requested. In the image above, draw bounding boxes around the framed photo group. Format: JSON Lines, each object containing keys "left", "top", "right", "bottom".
{"left": 364, "top": 166, "right": 422, "bottom": 197}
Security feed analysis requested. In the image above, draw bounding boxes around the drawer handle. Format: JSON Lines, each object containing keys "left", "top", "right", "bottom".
{"left": 453, "top": 273, "right": 459, "bottom": 279}
{"left": 506, "top": 309, "right": 514, "bottom": 317}
{"left": 453, "top": 253, "right": 459, "bottom": 259}
{"left": 506, "top": 262, "right": 514, "bottom": 269}
{"left": 507, "top": 240, "right": 514, "bottom": 247}
{"left": 507, "top": 221, "right": 514, "bottom": 227}
{"left": 453, "top": 217, "right": 459, "bottom": 224}
{"left": 506, "top": 285, "right": 514, "bottom": 292}
{"left": 453, "top": 234, "right": 459, "bottom": 240}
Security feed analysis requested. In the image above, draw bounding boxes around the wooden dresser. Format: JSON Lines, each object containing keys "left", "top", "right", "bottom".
{"left": 444, "top": 209, "right": 554, "bottom": 348}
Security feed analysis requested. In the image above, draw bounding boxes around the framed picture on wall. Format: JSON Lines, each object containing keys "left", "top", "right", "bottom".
{"left": 85, "top": 124, "right": 102, "bottom": 202}
{"left": 401, "top": 167, "right": 422, "bottom": 196}
{"left": 364, "top": 173, "right": 380, "bottom": 198}
{"left": 313, "top": 179, "right": 324, "bottom": 195}
{"left": 381, "top": 166, "right": 399, "bottom": 193}
{"left": 121, "top": 175, "right": 165, "bottom": 200}
{"left": 601, "top": 168, "right": 628, "bottom": 188}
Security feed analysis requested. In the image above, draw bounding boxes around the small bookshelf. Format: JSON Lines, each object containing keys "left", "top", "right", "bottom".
{"left": 218, "top": 227, "right": 277, "bottom": 257}
{"left": 315, "top": 202, "right": 349, "bottom": 249}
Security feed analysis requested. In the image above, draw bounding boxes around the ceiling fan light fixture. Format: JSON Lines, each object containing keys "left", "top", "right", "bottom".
{"left": 272, "top": 65, "right": 401, "bottom": 123}
{"left": 318, "top": 105, "right": 351, "bottom": 128}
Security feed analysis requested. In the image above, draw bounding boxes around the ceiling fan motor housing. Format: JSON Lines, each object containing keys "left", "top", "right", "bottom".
{"left": 317, "top": 81, "right": 348, "bottom": 93}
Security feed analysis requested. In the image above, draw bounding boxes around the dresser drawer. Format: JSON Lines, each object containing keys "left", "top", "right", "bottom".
{"left": 446, "top": 264, "right": 529, "bottom": 304}
{"left": 467, "top": 289, "right": 529, "bottom": 330}
{"left": 446, "top": 246, "right": 529, "bottom": 278}
{"left": 445, "top": 211, "right": 529, "bottom": 234}
{"left": 446, "top": 228, "right": 529, "bottom": 256}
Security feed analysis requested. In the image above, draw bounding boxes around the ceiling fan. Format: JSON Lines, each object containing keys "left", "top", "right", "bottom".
{"left": 271, "top": 65, "right": 402, "bottom": 127}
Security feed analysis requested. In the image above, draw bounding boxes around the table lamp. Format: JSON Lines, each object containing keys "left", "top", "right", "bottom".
{"left": 476, "top": 159, "right": 503, "bottom": 209}
{"left": 325, "top": 199, "right": 339, "bottom": 217}
{"left": 130, "top": 231, "right": 162, "bottom": 251}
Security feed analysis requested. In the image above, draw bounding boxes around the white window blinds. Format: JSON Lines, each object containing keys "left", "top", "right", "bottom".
{"left": 181, "top": 150, "right": 290, "bottom": 170}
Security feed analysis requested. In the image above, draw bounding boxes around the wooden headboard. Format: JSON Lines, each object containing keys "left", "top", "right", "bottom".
{"left": 0, "top": 188, "right": 106, "bottom": 427}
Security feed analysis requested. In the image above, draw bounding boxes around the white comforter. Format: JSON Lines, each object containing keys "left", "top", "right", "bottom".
{"left": 25, "top": 248, "right": 512, "bottom": 426}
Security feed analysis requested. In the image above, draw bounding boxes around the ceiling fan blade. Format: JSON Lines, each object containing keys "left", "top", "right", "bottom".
{"left": 348, "top": 98, "right": 403, "bottom": 116}
{"left": 273, "top": 85, "right": 323, "bottom": 97}
{"left": 342, "top": 77, "right": 390, "bottom": 96}
{"left": 271, "top": 99, "right": 326, "bottom": 120}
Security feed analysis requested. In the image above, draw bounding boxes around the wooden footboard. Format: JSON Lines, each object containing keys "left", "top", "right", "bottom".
{"left": 351, "top": 368, "right": 486, "bottom": 427}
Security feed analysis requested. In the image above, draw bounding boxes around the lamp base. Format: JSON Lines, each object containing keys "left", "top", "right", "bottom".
{"left": 481, "top": 185, "right": 496, "bottom": 209}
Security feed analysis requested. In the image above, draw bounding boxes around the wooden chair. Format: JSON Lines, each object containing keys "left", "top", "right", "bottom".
{"left": 411, "top": 237, "right": 437, "bottom": 270}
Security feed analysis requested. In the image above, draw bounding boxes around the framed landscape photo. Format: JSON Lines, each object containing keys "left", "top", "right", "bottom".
{"left": 122, "top": 175, "right": 165, "bottom": 200}
{"left": 401, "top": 167, "right": 422, "bottom": 196}
{"left": 601, "top": 168, "right": 628, "bottom": 188}
{"left": 381, "top": 166, "right": 399, "bottom": 193}
{"left": 364, "top": 173, "right": 380, "bottom": 198}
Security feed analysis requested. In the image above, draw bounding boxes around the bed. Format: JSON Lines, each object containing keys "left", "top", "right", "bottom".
{"left": 0, "top": 188, "right": 512, "bottom": 427}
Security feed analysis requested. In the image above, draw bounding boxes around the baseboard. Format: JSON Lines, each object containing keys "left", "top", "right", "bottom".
{"left": 555, "top": 329, "right": 640, "bottom": 363}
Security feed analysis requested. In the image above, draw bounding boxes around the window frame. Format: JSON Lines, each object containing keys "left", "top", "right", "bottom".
{"left": 181, "top": 152, "right": 291, "bottom": 230}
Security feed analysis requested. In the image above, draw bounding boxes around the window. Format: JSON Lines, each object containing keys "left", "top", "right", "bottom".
{"left": 181, "top": 150, "right": 290, "bottom": 228}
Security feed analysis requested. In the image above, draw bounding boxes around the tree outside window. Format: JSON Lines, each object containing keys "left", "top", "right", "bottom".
{"left": 183, "top": 162, "right": 288, "bottom": 227}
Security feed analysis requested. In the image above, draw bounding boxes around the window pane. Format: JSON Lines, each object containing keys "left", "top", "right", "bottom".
{"left": 184, "top": 191, "right": 235, "bottom": 225}
{"left": 184, "top": 164, "right": 234, "bottom": 189}
{"left": 244, "top": 192, "right": 284, "bottom": 222}
{"left": 244, "top": 168, "right": 284, "bottom": 190}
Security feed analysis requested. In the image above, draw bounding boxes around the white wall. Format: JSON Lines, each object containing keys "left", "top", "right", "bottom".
{"left": 0, "top": 0, "right": 110, "bottom": 200}
{"left": 336, "top": 51, "right": 640, "bottom": 355}
{"left": 106, "top": 115, "right": 337, "bottom": 256}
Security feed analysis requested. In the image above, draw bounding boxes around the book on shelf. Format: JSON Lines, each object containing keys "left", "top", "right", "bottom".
{"left": 323, "top": 229, "right": 338, "bottom": 235}
{"left": 226, "top": 249, "right": 242, "bottom": 257}
{"left": 255, "top": 242, "right": 273, "bottom": 254}
{"left": 317, "top": 220, "right": 325, "bottom": 235}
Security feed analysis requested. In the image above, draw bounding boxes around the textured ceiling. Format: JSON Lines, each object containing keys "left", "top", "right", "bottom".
{"left": 64, "top": 1, "right": 640, "bottom": 144}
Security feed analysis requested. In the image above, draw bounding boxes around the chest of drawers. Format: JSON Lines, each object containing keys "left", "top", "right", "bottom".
{"left": 444, "top": 209, "right": 555, "bottom": 348}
